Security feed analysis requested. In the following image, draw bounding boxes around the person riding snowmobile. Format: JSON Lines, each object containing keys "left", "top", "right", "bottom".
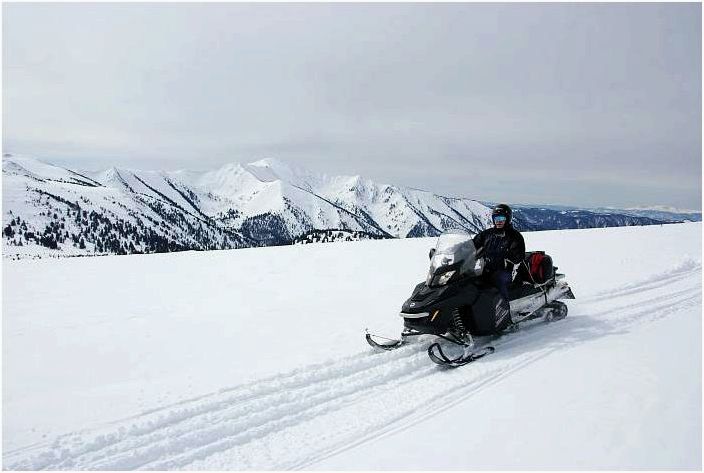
{"left": 472, "top": 204, "right": 525, "bottom": 329}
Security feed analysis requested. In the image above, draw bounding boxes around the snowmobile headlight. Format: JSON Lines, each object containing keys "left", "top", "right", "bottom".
{"left": 431, "top": 254, "right": 454, "bottom": 268}
{"left": 437, "top": 270, "right": 456, "bottom": 285}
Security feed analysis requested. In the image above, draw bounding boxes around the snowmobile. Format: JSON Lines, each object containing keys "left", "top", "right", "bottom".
{"left": 366, "top": 230, "right": 575, "bottom": 367}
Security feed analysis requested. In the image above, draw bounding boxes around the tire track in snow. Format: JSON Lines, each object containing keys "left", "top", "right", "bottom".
{"left": 4, "top": 342, "right": 429, "bottom": 470}
{"left": 4, "top": 265, "right": 700, "bottom": 470}
{"left": 579, "top": 259, "right": 700, "bottom": 302}
{"left": 90, "top": 350, "right": 437, "bottom": 470}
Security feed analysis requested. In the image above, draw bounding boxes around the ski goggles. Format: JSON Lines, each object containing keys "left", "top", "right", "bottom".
{"left": 493, "top": 215, "right": 507, "bottom": 223}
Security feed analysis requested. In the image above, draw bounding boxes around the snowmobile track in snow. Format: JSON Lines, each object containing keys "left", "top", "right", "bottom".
{"left": 4, "top": 262, "right": 701, "bottom": 470}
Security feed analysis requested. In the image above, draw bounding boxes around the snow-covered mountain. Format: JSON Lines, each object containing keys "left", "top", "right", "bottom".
{"left": 2, "top": 154, "right": 671, "bottom": 258}
{"left": 598, "top": 206, "right": 701, "bottom": 223}
{"left": 505, "top": 202, "right": 702, "bottom": 224}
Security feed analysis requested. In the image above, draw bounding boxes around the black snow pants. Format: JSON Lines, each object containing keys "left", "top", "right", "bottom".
{"left": 488, "top": 270, "right": 512, "bottom": 301}
{"left": 485, "top": 270, "right": 512, "bottom": 330}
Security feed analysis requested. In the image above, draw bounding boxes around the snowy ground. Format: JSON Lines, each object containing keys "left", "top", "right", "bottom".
{"left": 2, "top": 223, "right": 701, "bottom": 469}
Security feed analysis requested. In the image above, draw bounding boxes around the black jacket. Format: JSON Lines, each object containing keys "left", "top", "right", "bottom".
{"left": 472, "top": 225, "right": 525, "bottom": 273}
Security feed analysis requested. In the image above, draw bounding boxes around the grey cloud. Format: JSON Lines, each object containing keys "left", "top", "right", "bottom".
{"left": 3, "top": 2, "right": 701, "bottom": 209}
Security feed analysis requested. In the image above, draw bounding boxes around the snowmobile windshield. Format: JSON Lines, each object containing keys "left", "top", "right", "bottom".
{"left": 427, "top": 231, "right": 478, "bottom": 286}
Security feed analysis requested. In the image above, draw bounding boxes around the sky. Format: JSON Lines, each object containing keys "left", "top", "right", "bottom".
{"left": 3, "top": 3, "right": 702, "bottom": 210}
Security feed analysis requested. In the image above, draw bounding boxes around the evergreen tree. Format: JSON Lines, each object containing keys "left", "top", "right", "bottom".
{"left": 39, "top": 234, "right": 58, "bottom": 249}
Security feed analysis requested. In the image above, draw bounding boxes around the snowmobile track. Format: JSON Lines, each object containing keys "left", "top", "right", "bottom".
{"left": 4, "top": 264, "right": 701, "bottom": 470}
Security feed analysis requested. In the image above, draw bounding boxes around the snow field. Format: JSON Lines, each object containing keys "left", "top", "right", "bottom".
{"left": 2, "top": 223, "right": 701, "bottom": 469}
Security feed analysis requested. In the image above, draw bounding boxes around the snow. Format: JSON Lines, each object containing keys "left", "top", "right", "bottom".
{"left": 2, "top": 154, "right": 94, "bottom": 185}
{"left": 2, "top": 223, "right": 701, "bottom": 469}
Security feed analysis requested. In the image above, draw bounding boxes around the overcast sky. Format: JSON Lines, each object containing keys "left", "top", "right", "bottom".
{"left": 3, "top": 3, "right": 701, "bottom": 209}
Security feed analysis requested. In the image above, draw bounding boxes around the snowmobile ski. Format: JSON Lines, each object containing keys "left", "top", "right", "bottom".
{"left": 427, "top": 342, "right": 495, "bottom": 367}
{"left": 365, "top": 328, "right": 423, "bottom": 351}
{"left": 365, "top": 332, "right": 403, "bottom": 350}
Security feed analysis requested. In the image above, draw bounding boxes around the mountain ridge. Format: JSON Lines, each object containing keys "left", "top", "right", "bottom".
{"left": 1, "top": 154, "right": 684, "bottom": 258}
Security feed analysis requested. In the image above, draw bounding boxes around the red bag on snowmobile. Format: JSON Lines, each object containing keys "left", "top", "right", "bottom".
{"left": 524, "top": 251, "right": 554, "bottom": 284}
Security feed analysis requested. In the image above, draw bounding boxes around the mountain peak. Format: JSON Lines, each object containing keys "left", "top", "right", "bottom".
{"left": 243, "top": 158, "right": 320, "bottom": 191}
{"left": 245, "top": 158, "right": 310, "bottom": 176}
{"left": 243, "top": 159, "right": 286, "bottom": 183}
{"left": 246, "top": 157, "right": 290, "bottom": 169}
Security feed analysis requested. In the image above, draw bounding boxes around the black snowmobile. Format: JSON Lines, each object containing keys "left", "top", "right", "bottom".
{"left": 366, "top": 231, "right": 575, "bottom": 367}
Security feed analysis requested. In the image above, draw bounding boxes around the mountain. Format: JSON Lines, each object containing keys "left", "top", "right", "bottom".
{"left": 1, "top": 154, "right": 674, "bottom": 258}
{"left": 501, "top": 202, "right": 701, "bottom": 224}
{"left": 510, "top": 206, "right": 669, "bottom": 231}
{"left": 597, "top": 206, "right": 701, "bottom": 223}
{"left": 2, "top": 154, "right": 252, "bottom": 257}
